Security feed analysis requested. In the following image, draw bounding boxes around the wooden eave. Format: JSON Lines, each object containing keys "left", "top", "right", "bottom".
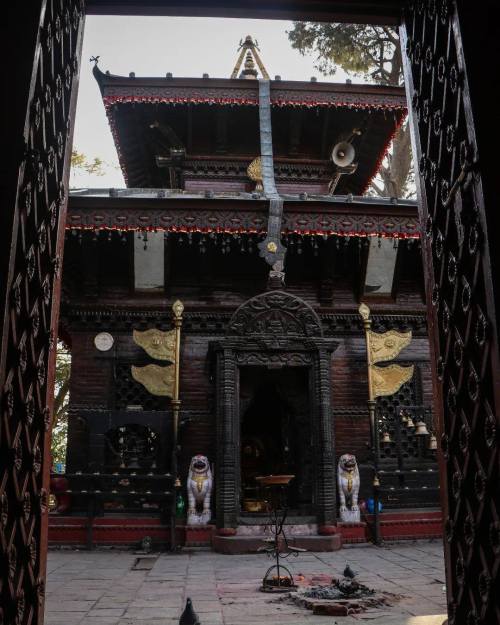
{"left": 94, "top": 65, "right": 406, "bottom": 193}
{"left": 66, "top": 192, "right": 420, "bottom": 238}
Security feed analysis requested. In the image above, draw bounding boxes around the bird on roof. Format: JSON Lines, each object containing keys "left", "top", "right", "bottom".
{"left": 179, "top": 598, "right": 200, "bottom": 625}
{"left": 343, "top": 563, "right": 357, "bottom": 579}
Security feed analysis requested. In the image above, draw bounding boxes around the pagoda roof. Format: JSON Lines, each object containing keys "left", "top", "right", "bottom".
{"left": 94, "top": 65, "right": 407, "bottom": 192}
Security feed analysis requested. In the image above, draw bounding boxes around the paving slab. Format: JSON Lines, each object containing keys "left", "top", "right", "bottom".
{"left": 45, "top": 541, "right": 447, "bottom": 625}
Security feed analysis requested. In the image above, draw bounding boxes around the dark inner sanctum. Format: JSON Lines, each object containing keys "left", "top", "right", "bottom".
{"left": 240, "top": 367, "right": 311, "bottom": 514}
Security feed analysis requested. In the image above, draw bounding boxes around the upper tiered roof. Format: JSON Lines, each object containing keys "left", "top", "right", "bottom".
{"left": 93, "top": 37, "right": 406, "bottom": 194}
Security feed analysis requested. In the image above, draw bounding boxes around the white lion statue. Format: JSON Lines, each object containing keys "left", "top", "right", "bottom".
{"left": 337, "top": 453, "right": 361, "bottom": 523}
{"left": 187, "top": 455, "right": 213, "bottom": 525}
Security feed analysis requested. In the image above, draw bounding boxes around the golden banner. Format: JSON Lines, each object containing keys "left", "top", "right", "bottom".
{"left": 369, "top": 329, "right": 412, "bottom": 364}
{"left": 131, "top": 363, "right": 175, "bottom": 397}
{"left": 133, "top": 328, "right": 176, "bottom": 361}
{"left": 371, "top": 364, "right": 414, "bottom": 398}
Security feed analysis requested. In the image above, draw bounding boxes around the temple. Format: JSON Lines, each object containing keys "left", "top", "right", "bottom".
{"left": 52, "top": 38, "right": 441, "bottom": 549}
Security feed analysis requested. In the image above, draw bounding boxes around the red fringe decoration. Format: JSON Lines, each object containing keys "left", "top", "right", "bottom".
{"left": 65, "top": 224, "right": 419, "bottom": 239}
{"left": 102, "top": 95, "right": 407, "bottom": 192}
{"left": 361, "top": 110, "right": 408, "bottom": 195}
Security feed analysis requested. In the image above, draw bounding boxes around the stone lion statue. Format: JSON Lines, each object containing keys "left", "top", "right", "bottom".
{"left": 187, "top": 455, "right": 213, "bottom": 525}
{"left": 337, "top": 453, "right": 360, "bottom": 522}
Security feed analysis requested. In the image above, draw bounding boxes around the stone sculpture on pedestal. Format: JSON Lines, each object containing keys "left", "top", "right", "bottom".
{"left": 187, "top": 455, "right": 213, "bottom": 525}
{"left": 337, "top": 454, "right": 361, "bottom": 523}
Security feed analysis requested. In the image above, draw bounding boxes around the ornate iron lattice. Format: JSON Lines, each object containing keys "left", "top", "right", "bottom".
{"left": 378, "top": 376, "right": 420, "bottom": 460}
{"left": 402, "top": 2, "right": 500, "bottom": 623}
{"left": 0, "top": 2, "right": 84, "bottom": 623}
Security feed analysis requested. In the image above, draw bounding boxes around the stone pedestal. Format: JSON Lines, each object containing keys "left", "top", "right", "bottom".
{"left": 183, "top": 524, "right": 215, "bottom": 547}
{"left": 339, "top": 509, "right": 360, "bottom": 523}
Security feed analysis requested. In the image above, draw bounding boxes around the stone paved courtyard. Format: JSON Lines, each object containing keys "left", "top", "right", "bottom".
{"left": 46, "top": 541, "right": 446, "bottom": 625}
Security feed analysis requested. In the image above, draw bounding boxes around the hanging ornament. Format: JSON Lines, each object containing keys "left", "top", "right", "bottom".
{"left": 414, "top": 419, "right": 430, "bottom": 436}
{"left": 428, "top": 433, "right": 438, "bottom": 450}
{"left": 381, "top": 430, "right": 392, "bottom": 443}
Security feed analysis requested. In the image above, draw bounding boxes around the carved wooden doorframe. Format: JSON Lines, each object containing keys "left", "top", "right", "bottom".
{"left": 211, "top": 341, "right": 339, "bottom": 530}
{"left": 210, "top": 291, "right": 338, "bottom": 531}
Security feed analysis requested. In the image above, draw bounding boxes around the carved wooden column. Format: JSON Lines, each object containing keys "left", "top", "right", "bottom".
{"left": 311, "top": 343, "right": 337, "bottom": 529}
{"left": 214, "top": 345, "right": 239, "bottom": 531}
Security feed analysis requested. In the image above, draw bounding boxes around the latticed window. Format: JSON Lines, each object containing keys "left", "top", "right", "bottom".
{"left": 114, "top": 363, "right": 166, "bottom": 411}
{"left": 377, "top": 366, "right": 433, "bottom": 462}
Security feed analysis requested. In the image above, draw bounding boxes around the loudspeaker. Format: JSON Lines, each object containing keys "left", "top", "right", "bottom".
{"left": 331, "top": 141, "right": 356, "bottom": 167}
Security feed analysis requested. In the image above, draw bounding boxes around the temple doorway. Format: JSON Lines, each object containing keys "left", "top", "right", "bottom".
{"left": 240, "top": 367, "right": 311, "bottom": 514}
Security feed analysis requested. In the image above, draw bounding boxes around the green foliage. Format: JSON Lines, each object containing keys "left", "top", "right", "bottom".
{"left": 288, "top": 23, "right": 402, "bottom": 85}
{"left": 51, "top": 343, "right": 71, "bottom": 467}
{"left": 288, "top": 22, "right": 413, "bottom": 198}
{"left": 71, "top": 150, "right": 106, "bottom": 176}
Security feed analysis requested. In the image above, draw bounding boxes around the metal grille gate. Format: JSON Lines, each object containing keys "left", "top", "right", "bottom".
{"left": 0, "top": 2, "right": 84, "bottom": 623}
{"left": 402, "top": 2, "right": 500, "bottom": 624}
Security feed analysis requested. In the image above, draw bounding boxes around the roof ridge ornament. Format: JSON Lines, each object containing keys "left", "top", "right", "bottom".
{"left": 230, "top": 35, "right": 270, "bottom": 80}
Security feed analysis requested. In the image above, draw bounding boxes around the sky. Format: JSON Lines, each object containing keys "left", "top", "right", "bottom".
{"left": 71, "top": 15, "right": 357, "bottom": 188}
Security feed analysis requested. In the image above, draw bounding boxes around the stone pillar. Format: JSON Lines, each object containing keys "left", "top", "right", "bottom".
{"left": 312, "top": 346, "right": 336, "bottom": 529}
{"left": 215, "top": 347, "right": 239, "bottom": 531}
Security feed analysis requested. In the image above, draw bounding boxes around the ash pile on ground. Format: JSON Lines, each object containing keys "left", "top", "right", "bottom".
{"left": 282, "top": 570, "right": 401, "bottom": 617}
{"left": 303, "top": 578, "right": 375, "bottom": 600}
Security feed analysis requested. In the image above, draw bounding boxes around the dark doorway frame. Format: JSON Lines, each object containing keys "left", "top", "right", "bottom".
{"left": 2, "top": 2, "right": 498, "bottom": 624}
{"left": 209, "top": 290, "right": 338, "bottom": 530}
{"left": 239, "top": 366, "right": 312, "bottom": 514}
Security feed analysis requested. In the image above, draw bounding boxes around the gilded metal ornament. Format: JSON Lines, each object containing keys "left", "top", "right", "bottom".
{"left": 172, "top": 299, "right": 184, "bottom": 320}
{"left": 371, "top": 364, "right": 414, "bottom": 398}
{"left": 358, "top": 302, "right": 370, "bottom": 321}
{"left": 368, "top": 329, "right": 412, "bottom": 363}
{"left": 247, "top": 156, "right": 263, "bottom": 191}
{"left": 131, "top": 364, "right": 175, "bottom": 397}
{"left": 133, "top": 328, "right": 176, "bottom": 361}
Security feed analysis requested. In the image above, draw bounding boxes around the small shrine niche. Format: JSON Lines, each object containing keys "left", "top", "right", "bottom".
{"left": 105, "top": 424, "right": 160, "bottom": 471}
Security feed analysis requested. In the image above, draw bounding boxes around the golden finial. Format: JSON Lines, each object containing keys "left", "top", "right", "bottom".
{"left": 230, "top": 35, "right": 270, "bottom": 80}
{"left": 358, "top": 302, "right": 371, "bottom": 321}
{"left": 172, "top": 300, "right": 184, "bottom": 319}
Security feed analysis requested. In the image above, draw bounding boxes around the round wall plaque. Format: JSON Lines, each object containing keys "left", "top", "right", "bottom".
{"left": 94, "top": 332, "right": 114, "bottom": 351}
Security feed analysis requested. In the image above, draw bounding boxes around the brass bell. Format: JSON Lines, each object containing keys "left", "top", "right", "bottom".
{"left": 400, "top": 411, "right": 409, "bottom": 424}
{"left": 174, "top": 477, "right": 181, "bottom": 488}
{"left": 428, "top": 434, "right": 438, "bottom": 450}
{"left": 414, "top": 420, "right": 430, "bottom": 436}
{"left": 381, "top": 431, "right": 392, "bottom": 443}
{"left": 406, "top": 418, "right": 415, "bottom": 429}
{"left": 373, "top": 475, "right": 380, "bottom": 487}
